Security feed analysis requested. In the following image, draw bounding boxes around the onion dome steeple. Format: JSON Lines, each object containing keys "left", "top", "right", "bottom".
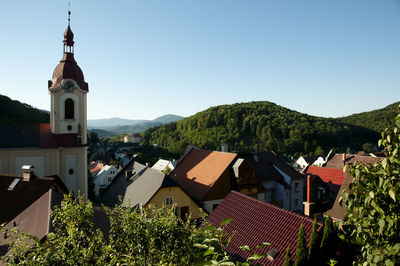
{"left": 63, "top": 11, "right": 74, "bottom": 52}
{"left": 48, "top": 10, "right": 88, "bottom": 92}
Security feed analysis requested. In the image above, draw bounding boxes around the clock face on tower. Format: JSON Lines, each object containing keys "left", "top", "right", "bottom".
{"left": 63, "top": 80, "right": 75, "bottom": 92}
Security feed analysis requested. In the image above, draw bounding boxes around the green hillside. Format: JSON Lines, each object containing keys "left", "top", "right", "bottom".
{"left": 0, "top": 94, "right": 49, "bottom": 123}
{"left": 142, "top": 101, "right": 382, "bottom": 157}
{"left": 337, "top": 101, "right": 399, "bottom": 133}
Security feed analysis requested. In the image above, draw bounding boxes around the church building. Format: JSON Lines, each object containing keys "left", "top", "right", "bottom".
{"left": 0, "top": 12, "right": 89, "bottom": 196}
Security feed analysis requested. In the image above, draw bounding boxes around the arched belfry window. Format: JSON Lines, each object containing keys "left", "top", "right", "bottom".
{"left": 65, "top": 98, "right": 75, "bottom": 119}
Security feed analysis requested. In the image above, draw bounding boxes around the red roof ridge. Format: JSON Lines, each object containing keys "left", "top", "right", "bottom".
{"left": 226, "top": 191, "right": 316, "bottom": 223}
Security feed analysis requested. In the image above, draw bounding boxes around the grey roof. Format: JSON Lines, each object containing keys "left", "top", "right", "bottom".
{"left": 100, "top": 160, "right": 165, "bottom": 208}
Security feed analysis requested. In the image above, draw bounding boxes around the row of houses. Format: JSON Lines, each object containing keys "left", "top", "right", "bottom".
{"left": 0, "top": 147, "right": 384, "bottom": 264}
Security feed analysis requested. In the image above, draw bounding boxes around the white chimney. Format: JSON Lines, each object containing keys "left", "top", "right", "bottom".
{"left": 21, "top": 165, "right": 35, "bottom": 181}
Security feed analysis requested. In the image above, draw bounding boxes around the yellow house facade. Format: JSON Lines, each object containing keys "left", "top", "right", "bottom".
{"left": 146, "top": 186, "right": 203, "bottom": 220}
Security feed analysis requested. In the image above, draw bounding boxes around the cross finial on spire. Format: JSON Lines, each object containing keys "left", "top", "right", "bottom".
{"left": 68, "top": 2, "right": 71, "bottom": 26}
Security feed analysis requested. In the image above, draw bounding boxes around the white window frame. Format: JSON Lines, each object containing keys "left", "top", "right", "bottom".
{"left": 165, "top": 197, "right": 173, "bottom": 206}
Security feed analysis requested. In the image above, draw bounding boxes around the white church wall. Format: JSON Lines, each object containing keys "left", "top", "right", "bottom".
{"left": 65, "top": 154, "right": 78, "bottom": 195}
{"left": 15, "top": 156, "right": 45, "bottom": 176}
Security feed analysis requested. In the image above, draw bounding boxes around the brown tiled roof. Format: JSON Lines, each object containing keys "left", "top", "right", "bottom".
{"left": 245, "top": 152, "right": 304, "bottom": 184}
{"left": 206, "top": 191, "right": 323, "bottom": 265}
{"left": 0, "top": 191, "right": 110, "bottom": 257}
{"left": 0, "top": 123, "right": 81, "bottom": 149}
{"left": 325, "top": 172, "right": 352, "bottom": 221}
{"left": 0, "top": 189, "right": 63, "bottom": 257}
{"left": 0, "top": 174, "right": 69, "bottom": 224}
{"left": 325, "top": 153, "right": 383, "bottom": 169}
{"left": 170, "top": 149, "right": 237, "bottom": 201}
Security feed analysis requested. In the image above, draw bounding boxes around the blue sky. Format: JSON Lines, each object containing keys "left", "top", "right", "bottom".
{"left": 1, "top": 0, "right": 399, "bottom": 120}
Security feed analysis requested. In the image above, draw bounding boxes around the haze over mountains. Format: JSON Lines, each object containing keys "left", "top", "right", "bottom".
{"left": 88, "top": 114, "right": 184, "bottom": 129}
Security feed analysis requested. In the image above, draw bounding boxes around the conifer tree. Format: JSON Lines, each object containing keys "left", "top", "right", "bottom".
{"left": 320, "top": 215, "right": 335, "bottom": 261}
{"left": 308, "top": 218, "right": 320, "bottom": 265}
{"left": 294, "top": 223, "right": 308, "bottom": 266}
{"left": 283, "top": 245, "right": 292, "bottom": 266}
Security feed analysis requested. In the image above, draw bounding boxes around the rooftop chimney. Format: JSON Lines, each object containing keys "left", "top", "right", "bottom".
{"left": 303, "top": 174, "right": 315, "bottom": 217}
{"left": 342, "top": 153, "right": 346, "bottom": 162}
{"left": 21, "top": 165, "right": 35, "bottom": 181}
{"left": 125, "top": 170, "right": 133, "bottom": 181}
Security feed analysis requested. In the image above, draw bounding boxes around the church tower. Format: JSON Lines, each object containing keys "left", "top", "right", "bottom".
{"left": 48, "top": 11, "right": 88, "bottom": 145}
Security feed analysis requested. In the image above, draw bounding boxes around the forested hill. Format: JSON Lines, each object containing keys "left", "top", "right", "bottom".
{"left": 142, "top": 101, "right": 387, "bottom": 157}
{"left": 0, "top": 94, "right": 49, "bottom": 123}
{"left": 337, "top": 101, "right": 399, "bottom": 133}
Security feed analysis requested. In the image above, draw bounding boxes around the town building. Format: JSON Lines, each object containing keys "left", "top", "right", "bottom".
{"left": 0, "top": 12, "right": 89, "bottom": 196}
{"left": 206, "top": 191, "right": 323, "bottom": 265}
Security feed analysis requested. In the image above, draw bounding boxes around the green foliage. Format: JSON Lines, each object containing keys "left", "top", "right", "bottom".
{"left": 341, "top": 106, "right": 400, "bottom": 265}
{"left": 2, "top": 194, "right": 265, "bottom": 265}
{"left": 89, "top": 132, "right": 99, "bottom": 144}
{"left": 0, "top": 94, "right": 49, "bottom": 123}
{"left": 294, "top": 223, "right": 308, "bottom": 266}
{"left": 87, "top": 169, "right": 97, "bottom": 203}
{"left": 108, "top": 159, "right": 121, "bottom": 168}
{"left": 283, "top": 245, "right": 292, "bottom": 266}
{"left": 2, "top": 193, "right": 106, "bottom": 265}
{"left": 134, "top": 144, "right": 178, "bottom": 166}
{"left": 142, "top": 101, "right": 381, "bottom": 156}
{"left": 308, "top": 218, "right": 320, "bottom": 265}
{"left": 337, "top": 101, "right": 399, "bottom": 134}
{"left": 320, "top": 215, "right": 335, "bottom": 262}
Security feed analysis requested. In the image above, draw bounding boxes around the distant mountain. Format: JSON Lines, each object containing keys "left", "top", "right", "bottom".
{"left": 88, "top": 114, "right": 184, "bottom": 129}
{"left": 141, "top": 101, "right": 397, "bottom": 157}
{"left": 87, "top": 118, "right": 148, "bottom": 129}
{"left": 0, "top": 94, "right": 49, "bottom": 123}
{"left": 152, "top": 114, "right": 185, "bottom": 124}
{"left": 88, "top": 114, "right": 185, "bottom": 138}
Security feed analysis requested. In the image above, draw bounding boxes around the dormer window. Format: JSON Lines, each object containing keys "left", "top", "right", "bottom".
{"left": 65, "top": 98, "right": 74, "bottom": 119}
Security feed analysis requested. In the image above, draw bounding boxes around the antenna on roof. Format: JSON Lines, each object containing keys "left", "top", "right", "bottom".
{"left": 68, "top": 2, "right": 71, "bottom": 26}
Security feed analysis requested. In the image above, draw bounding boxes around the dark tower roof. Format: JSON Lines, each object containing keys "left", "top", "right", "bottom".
{"left": 48, "top": 11, "right": 88, "bottom": 92}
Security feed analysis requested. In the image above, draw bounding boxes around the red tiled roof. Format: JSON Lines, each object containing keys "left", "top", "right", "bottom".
{"left": 206, "top": 191, "right": 323, "bottom": 265}
{"left": 170, "top": 149, "right": 237, "bottom": 201}
{"left": 305, "top": 165, "right": 345, "bottom": 186}
{"left": 39, "top": 123, "right": 80, "bottom": 148}
{"left": 89, "top": 162, "right": 104, "bottom": 174}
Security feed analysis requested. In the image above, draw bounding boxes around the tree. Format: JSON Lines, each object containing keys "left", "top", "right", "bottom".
{"left": 320, "top": 215, "right": 335, "bottom": 262}
{"left": 308, "top": 218, "right": 320, "bottom": 265}
{"left": 341, "top": 107, "right": 400, "bottom": 265}
{"left": 1, "top": 194, "right": 264, "bottom": 265}
{"left": 89, "top": 132, "right": 99, "bottom": 144}
{"left": 294, "top": 223, "right": 308, "bottom": 266}
{"left": 283, "top": 245, "right": 292, "bottom": 266}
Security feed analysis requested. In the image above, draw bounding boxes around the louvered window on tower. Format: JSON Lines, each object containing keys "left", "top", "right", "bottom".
{"left": 65, "top": 98, "right": 74, "bottom": 119}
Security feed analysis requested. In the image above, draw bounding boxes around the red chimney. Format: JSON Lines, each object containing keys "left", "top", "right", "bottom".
{"left": 303, "top": 174, "right": 315, "bottom": 217}
{"left": 307, "top": 174, "right": 311, "bottom": 203}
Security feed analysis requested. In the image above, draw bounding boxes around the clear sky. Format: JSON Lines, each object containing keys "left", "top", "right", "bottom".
{"left": 1, "top": 0, "right": 399, "bottom": 120}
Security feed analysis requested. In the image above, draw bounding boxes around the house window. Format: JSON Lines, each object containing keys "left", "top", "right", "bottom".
{"left": 173, "top": 207, "right": 178, "bottom": 216}
{"left": 295, "top": 198, "right": 299, "bottom": 207}
{"left": 165, "top": 197, "right": 173, "bottom": 206}
{"left": 295, "top": 182, "right": 300, "bottom": 192}
{"left": 65, "top": 98, "right": 74, "bottom": 119}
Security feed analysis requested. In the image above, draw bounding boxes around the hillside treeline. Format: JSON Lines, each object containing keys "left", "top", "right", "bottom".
{"left": 142, "top": 101, "right": 383, "bottom": 157}
{"left": 336, "top": 101, "right": 399, "bottom": 133}
{"left": 0, "top": 94, "right": 49, "bottom": 123}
